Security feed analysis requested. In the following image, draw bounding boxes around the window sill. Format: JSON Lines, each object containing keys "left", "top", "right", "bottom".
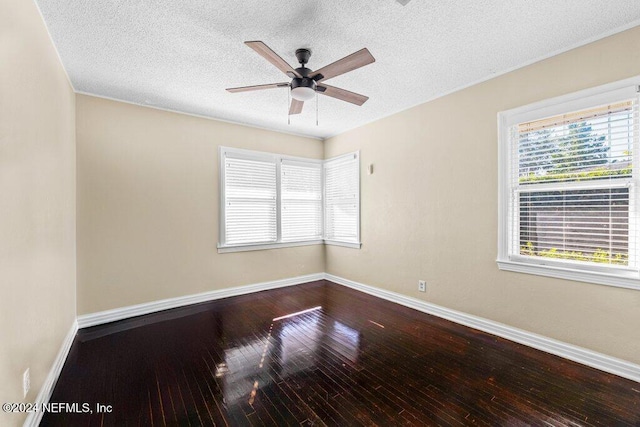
{"left": 218, "top": 240, "right": 323, "bottom": 253}
{"left": 217, "top": 239, "right": 363, "bottom": 253}
{"left": 324, "top": 240, "right": 362, "bottom": 249}
{"left": 496, "top": 259, "right": 640, "bottom": 291}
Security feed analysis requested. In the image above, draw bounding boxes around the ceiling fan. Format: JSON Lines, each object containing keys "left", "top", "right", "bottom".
{"left": 226, "top": 41, "right": 375, "bottom": 115}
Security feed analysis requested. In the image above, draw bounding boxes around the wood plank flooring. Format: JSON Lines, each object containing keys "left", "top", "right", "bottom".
{"left": 42, "top": 280, "right": 640, "bottom": 426}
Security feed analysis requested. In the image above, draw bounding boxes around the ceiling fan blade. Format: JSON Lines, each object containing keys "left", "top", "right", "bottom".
{"left": 226, "top": 83, "right": 289, "bottom": 93}
{"left": 245, "top": 41, "right": 302, "bottom": 78}
{"left": 317, "top": 84, "right": 369, "bottom": 106}
{"left": 310, "top": 48, "right": 375, "bottom": 82}
{"left": 289, "top": 99, "right": 304, "bottom": 115}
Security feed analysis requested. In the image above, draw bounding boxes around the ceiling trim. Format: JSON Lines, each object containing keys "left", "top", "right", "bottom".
{"left": 75, "top": 91, "right": 324, "bottom": 141}
{"left": 33, "top": 0, "right": 76, "bottom": 92}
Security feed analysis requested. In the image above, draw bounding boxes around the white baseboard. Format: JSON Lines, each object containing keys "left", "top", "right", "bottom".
{"left": 23, "top": 320, "right": 78, "bottom": 427}
{"left": 77, "top": 273, "right": 325, "bottom": 329}
{"left": 324, "top": 273, "right": 640, "bottom": 383}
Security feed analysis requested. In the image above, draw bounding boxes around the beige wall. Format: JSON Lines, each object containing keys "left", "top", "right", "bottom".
{"left": 3, "top": 7, "right": 637, "bottom": 421}
{"left": 76, "top": 95, "right": 324, "bottom": 314}
{"left": 325, "top": 26, "right": 640, "bottom": 364}
{"left": 0, "top": 0, "right": 77, "bottom": 425}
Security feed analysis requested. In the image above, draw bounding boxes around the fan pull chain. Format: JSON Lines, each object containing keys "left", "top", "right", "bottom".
{"left": 316, "top": 91, "right": 319, "bottom": 126}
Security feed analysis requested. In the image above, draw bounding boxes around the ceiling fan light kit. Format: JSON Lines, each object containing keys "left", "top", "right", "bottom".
{"left": 226, "top": 41, "right": 375, "bottom": 120}
{"left": 290, "top": 85, "right": 316, "bottom": 102}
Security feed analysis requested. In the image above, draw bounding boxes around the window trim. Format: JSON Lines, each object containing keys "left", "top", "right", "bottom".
{"left": 218, "top": 147, "right": 361, "bottom": 253}
{"left": 217, "top": 240, "right": 324, "bottom": 254}
{"left": 497, "top": 76, "right": 640, "bottom": 291}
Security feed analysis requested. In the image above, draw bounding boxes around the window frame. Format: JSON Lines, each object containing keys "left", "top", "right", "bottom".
{"left": 497, "top": 76, "right": 640, "bottom": 291}
{"left": 218, "top": 147, "right": 361, "bottom": 253}
{"left": 280, "top": 158, "right": 324, "bottom": 243}
{"left": 323, "top": 152, "right": 362, "bottom": 249}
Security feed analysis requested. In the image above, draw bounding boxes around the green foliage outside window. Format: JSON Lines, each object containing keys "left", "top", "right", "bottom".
{"left": 519, "top": 166, "right": 631, "bottom": 184}
{"left": 520, "top": 241, "right": 628, "bottom": 265}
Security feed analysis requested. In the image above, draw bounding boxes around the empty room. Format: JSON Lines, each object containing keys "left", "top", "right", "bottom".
{"left": 3, "top": 0, "right": 640, "bottom": 425}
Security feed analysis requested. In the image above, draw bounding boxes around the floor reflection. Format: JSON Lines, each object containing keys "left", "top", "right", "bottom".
{"left": 328, "top": 320, "right": 360, "bottom": 363}
{"left": 220, "top": 306, "right": 362, "bottom": 409}
{"left": 223, "top": 338, "right": 272, "bottom": 405}
{"left": 279, "top": 310, "right": 322, "bottom": 376}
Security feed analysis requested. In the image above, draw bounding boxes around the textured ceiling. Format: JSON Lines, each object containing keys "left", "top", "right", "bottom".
{"left": 36, "top": 0, "right": 640, "bottom": 139}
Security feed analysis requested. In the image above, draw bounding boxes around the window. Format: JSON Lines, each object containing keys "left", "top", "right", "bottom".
{"left": 222, "top": 152, "right": 277, "bottom": 246}
{"left": 218, "top": 147, "right": 360, "bottom": 252}
{"left": 324, "top": 152, "right": 361, "bottom": 247}
{"left": 498, "top": 78, "right": 640, "bottom": 290}
{"left": 281, "top": 160, "right": 323, "bottom": 242}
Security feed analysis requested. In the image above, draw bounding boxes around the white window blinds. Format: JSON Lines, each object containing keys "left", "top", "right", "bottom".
{"left": 219, "top": 147, "right": 360, "bottom": 251}
{"left": 510, "top": 97, "right": 638, "bottom": 270}
{"left": 223, "top": 154, "right": 277, "bottom": 246}
{"left": 281, "top": 160, "right": 323, "bottom": 241}
{"left": 324, "top": 153, "right": 360, "bottom": 244}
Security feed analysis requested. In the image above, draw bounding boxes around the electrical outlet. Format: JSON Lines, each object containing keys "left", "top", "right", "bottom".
{"left": 418, "top": 280, "right": 426, "bottom": 292}
{"left": 23, "top": 368, "right": 30, "bottom": 398}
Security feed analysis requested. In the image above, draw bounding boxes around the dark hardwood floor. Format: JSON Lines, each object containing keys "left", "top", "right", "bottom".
{"left": 42, "top": 280, "right": 639, "bottom": 426}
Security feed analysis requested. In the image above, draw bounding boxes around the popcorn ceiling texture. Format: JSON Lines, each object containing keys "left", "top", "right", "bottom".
{"left": 36, "top": 0, "right": 640, "bottom": 139}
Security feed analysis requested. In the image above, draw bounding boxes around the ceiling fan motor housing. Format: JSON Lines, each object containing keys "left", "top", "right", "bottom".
{"left": 291, "top": 76, "right": 316, "bottom": 92}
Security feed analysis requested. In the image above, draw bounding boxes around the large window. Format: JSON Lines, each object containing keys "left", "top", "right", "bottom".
{"left": 498, "top": 78, "right": 640, "bottom": 290}
{"left": 218, "top": 147, "right": 360, "bottom": 252}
